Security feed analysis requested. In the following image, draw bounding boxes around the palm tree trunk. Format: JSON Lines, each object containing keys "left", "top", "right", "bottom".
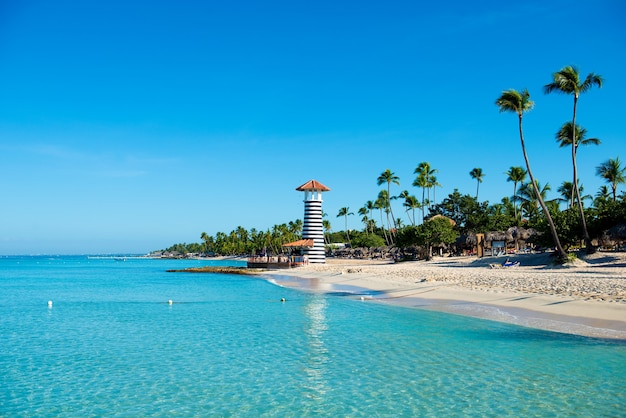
{"left": 513, "top": 182, "right": 518, "bottom": 221}
{"left": 571, "top": 96, "right": 595, "bottom": 254}
{"left": 518, "top": 115, "right": 568, "bottom": 261}
{"left": 387, "top": 184, "right": 397, "bottom": 233}
{"left": 379, "top": 209, "right": 390, "bottom": 245}
{"left": 421, "top": 187, "right": 426, "bottom": 222}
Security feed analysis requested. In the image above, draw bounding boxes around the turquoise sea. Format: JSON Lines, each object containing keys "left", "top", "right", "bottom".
{"left": 1, "top": 256, "right": 625, "bottom": 417}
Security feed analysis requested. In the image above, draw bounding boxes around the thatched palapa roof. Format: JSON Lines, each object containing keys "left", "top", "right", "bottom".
{"left": 282, "top": 239, "right": 315, "bottom": 248}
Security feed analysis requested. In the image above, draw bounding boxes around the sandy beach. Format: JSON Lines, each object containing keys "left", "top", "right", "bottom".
{"left": 263, "top": 252, "right": 626, "bottom": 340}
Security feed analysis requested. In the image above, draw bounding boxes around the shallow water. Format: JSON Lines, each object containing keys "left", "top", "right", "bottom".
{"left": 1, "top": 256, "right": 625, "bottom": 416}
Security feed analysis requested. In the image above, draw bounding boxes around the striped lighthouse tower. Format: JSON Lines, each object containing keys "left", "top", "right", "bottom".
{"left": 296, "top": 180, "right": 330, "bottom": 264}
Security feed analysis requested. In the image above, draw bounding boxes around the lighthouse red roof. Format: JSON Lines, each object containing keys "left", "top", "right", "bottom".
{"left": 296, "top": 179, "right": 330, "bottom": 192}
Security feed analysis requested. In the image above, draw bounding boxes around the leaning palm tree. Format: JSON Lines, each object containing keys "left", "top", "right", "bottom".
{"left": 505, "top": 166, "right": 527, "bottom": 221}
{"left": 556, "top": 122, "right": 601, "bottom": 207}
{"left": 544, "top": 66, "right": 603, "bottom": 254}
{"left": 377, "top": 169, "right": 400, "bottom": 231}
{"left": 496, "top": 88, "right": 567, "bottom": 261}
{"left": 469, "top": 167, "right": 484, "bottom": 199}
{"left": 596, "top": 157, "right": 626, "bottom": 201}
{"left": 336, "top": 207, "right": 354, "bottom": 247}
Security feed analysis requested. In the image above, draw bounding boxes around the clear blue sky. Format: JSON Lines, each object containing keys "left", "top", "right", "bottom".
{"left": 1, "top": 0, "right": 624, "bottom": 255}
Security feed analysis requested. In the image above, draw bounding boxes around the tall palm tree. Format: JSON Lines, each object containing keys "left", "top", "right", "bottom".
{"left": 377, "top": 169, "right": 400, "bottom": 231}
{"left": 505, "top": 166, "right": 527, "bottom": 221}
{"left": 336, "top": 207, "right": 354, "bottom": 247}
{"left": 469, "top": 167, "right": 485, "bottom": 199}
{"left": 496, "top": 88, "right": 567, "bottom": 261}
{"left": 556, "top": 122, "right": 601, "bottom": 206}
{"left": 596, "top": 157, "right": 626, "bottom": 201}
{"left": 544, "top": 66, "right": 603, "bottom": 254}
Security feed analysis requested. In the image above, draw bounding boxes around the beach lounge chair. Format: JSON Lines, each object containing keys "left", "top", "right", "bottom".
{"left": 502, "top": 259, "right": 520, "bottom": 267}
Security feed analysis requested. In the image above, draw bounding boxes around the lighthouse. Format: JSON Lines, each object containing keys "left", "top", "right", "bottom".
{"left": 296, "top": 180, "right": 330, "bottom": 264}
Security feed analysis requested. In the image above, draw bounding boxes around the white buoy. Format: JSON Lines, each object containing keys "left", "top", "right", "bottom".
{"left": 168, "top": 300, "right": 173, "bottom": 305}
{"left": 48, "top": 300, "right": 53, "bottom": 308}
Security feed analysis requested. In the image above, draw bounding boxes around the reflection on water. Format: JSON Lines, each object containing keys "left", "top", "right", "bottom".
{"left": 302, "top": 295, "right": 329, "bottom": 402}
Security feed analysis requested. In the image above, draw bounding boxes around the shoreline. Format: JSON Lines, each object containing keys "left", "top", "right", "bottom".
{"left": 261, "top": 252, "right": 626, "bottom": 340}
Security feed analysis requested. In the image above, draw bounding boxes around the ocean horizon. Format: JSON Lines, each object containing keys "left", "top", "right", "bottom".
{"left": 2, "top": 256, "right": 625, "bottom": 416}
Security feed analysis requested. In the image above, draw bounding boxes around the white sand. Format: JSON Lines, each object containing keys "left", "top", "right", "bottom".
{"left": 263, "top": 252, "right": 626, "bottom": 340}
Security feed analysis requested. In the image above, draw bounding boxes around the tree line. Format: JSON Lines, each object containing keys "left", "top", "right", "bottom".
{"left": 160, "top": 66, "right": 625, "bottom": 262}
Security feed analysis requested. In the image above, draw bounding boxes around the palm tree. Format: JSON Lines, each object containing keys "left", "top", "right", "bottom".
{"left": 322, "top": 219, "right": 331, "bottom": 245}
{"left": 505, "top": 166, "right": 527, "bottom": 221}
{"left": 377, "top": 190, "right": 394, "bottom": 244}
{"left": 496, "top": 88, "right": 567, "bottom": 261}
{"left": 469, "top": 167, "right": 485, "bottom": 199}
{"left": 358, "top": 206, "right": 370, "bottom": 235}
{"left": 412, "top": 174, "right": 429, "bottom": 222}
{"left": 594, "top": 185, "right": 611, "bottom": 205}
{"left": 428, "top": 174, "right": 442, "bottom": 207}
{"left": 557, "top": 181, "right": 575, "bottom": 209}
{"left": 556, "top": 122, "right": 601, "bottom": 150}
{"left": 556, "top": 122, "right": 601, "bottom": 206}
{"left": 402, "top": 194, "right": 421, "bottom": 226}
{"left": 377, "top": 169, "right": 400, "bottom": 231}
{"left": 374, "top": 196, "right": 390, "bottom": 245}
{"left": 336, "top": 207, "right": 354, "bottom": 247}
{"left": 596, "top": 157, "right": 626, "bottom": 201}
{"left": 557, "top": 181, "right": 592, "bottom": 209}
{"left": 517, "top": 180, "right": 556, "bottom": 219}
{"left": 414, "top": 162, "right": 439, "bottom": 208}
{"left": 544, "top": 66, "right": 603, "bottom": 254}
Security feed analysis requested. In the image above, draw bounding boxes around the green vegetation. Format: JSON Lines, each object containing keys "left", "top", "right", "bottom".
{"left": 158, "top": 66, "right": 625, "bottom": 261}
